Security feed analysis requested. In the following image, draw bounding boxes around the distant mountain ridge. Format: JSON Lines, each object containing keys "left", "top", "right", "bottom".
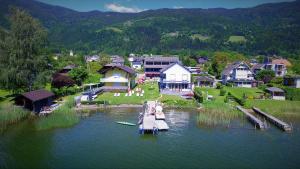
{"left": 1, "top": 0, "right": 300, "bottom": 56}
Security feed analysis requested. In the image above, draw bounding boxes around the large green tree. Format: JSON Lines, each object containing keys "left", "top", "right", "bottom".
{"left": 0, "top": 8, "right": 48, "bottom": 93}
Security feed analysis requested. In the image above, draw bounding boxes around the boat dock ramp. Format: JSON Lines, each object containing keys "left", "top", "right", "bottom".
{"left": 139, "top": 101, "right": 169, "bottom": 134}
{"left": 236, "top": 106, "right": 266, "bottom": 129}
{"left": 252, "top": 107, "right": 292, "bottom": 131}
{"left": 237, "top": 106, "right": 292, "bottom": 131}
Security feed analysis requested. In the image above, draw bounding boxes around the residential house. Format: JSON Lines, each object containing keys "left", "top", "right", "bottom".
{"left": 222, "top": 61, "right": 256, "bottom": 88}
{"left": 99, "top": 64, "right": 136, "bottom": 92}
{"left": 266, "top": 87, "right": 285, "bottom": 100}
{"left": 144, "top": 56, "right": 180, "bottom": 79}
{"left": 16, "top": 89, "right": 55, "bottom": 113}
{"left": 197, "top": 56, "right": 208, "bottom": 65}
{"left": 85, "top": 55, "right": 100, "bottom": 62}
{"left": 194, "top": 75, "right": 216, "bottom": 87}
{"left": 111, "top": 55, "right": 124, "bottom": 65}
{"left": 52, "top": 64, "right": 77, "bottom": 88}
{"left": 186, "top": 67, "right": 201, "bottom": 75}
{"left": 263, "top": 58, "right": 290, "bottom": 77}
{"left": 159, "top": 63, "right": 192, "bottom": 92}
{"left": 129, "top": 57, "right": 143, "bottom": 70}
{"left": 251, "top": 63, "right": 265, "bottom": 75}
{"left": 284, "top": 75, "right": 300, "bottom": 88}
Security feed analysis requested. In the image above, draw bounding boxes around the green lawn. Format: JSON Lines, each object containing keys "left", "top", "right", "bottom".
{"left": 95, "top": 82, "right": 160, "bottom": 105}
{"left": 224, "top": 87, "right": 264, "bottom": 99}
{"left": 94, "top": 82, "right": 197, "bottom": 107}
{"left": 191, "top": 34, "right": 210, "bottom": 41}
{"left": 195, "top": 87, "right": 242, "bottom": 126}
{"left": 158, "top": 94, "right": 198, "bottom": 108}
{"left": 246, "top": 100, "right": 300, "bottom": 117}
{"left": 228, "top": 36, "right": 246, "bottom": 43}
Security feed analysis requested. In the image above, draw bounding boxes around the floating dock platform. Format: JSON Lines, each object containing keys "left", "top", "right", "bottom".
{"left": 252, "top": 107, "right": 292, "bottom": 132}
{"left": 236, "top": 106, "right": 266, "bottom": 129}
{"left": 139, "top": 101, "right": 169, "bottom": 134}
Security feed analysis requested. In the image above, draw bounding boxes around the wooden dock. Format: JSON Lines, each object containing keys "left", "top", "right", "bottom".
{"left": 139, "top": 101, "right": 169, "bottom": 134}
{"left": 236, "top": 106, "right": 266, "bottom": 129}
{"left": 252, "top": 107, "right": 292, "bottom": 131}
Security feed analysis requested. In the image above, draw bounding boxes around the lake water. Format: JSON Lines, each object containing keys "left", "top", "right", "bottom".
{"left": 1, "top": 108, "right": 300, "bottom": 169}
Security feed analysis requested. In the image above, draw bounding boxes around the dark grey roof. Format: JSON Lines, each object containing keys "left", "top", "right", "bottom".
{"left": 99, "top": 64, "right": 135, "bottom": 75}
{"left": 222, "top": 61, "right": 251, "bottom": 76}
{"left": 22, "top": 89, "right": 54, "bottom": 102}
{"left": 251, "top": 64, "right": 265, "bottom": 71}
{"left": 266, "top": 87, "right": 284, "bottom": 92}
{"left": 144, "top": 56, "right": 179, "bottom": 62}
{"left": 194, "top": 76, "right": 214, "bottom": 82}
{"left": 160, "top": 63, "right": 191, "bottom": 73}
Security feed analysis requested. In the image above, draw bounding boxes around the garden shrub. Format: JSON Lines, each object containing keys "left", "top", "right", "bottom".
{"left": 220, "top": 89, "right": 226, "bottom": 96}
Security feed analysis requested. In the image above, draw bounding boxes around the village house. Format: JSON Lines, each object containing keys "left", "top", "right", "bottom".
{"left": 128, "top": 57, "right": 143, "bottom": 70}
{"left": 251, "top": 63, "right": 265, "bottom": 75}
{"left": 144, "top": 56, "right": 180, "bottom": 79}
{"left": 197, "top": 56, "right": 208, "bottom": 65}
{"left": 99, "top": 64, "right": 136, "bottom": 92}
{"left": 111, "top": 55, "right": 124, "bottom": 65}
{"left": 222, "top": 61, "right": 256, "bottom": 88}
{"left": 194, "top": 75, "right": 216, "bottom": 87}
{"left": 284, "top": 75, "right": 300, "bottom": 88}
{"left": 186, "top": 66, "right": 201, "bottom": 75}
{"left": 262, "top": 58, "right": 290, "bottom": 77}
{"left": 159, "top": 63, "right": 192, "bottom": 92}
{"left": 85, "top": 55, "right": 100, "bottom": 62}
{"left": 266, "top": 87, "right": 285, "bottom": 100}
{"left": 16, "top": 89, "right": 55, "bottom": 113}
{"left": 52, "top": 64, "right": 77, "bottom": 88}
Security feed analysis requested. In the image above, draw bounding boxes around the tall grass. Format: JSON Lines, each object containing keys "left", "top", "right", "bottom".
{"left": 0, "top": 104, "right": 30, "bottom": 132}
{"left": 36, "top": 96, "right": 79, "bottom": 130}
{"left": 198, "top": 102, "right": 242, "bottom": 126}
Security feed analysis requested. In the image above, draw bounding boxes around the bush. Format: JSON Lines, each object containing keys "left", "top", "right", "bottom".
{"left": 81, "top": 100, "right": 109, "bottom": 105}
{"left": 194, "top": 88, "right": 204, "bottom": 103}
{"left": 220, "top": 89, "right": 226, "bottom": 96}
{"left": 284, "top": 87, "right": 300, "bottom": 101}
{"left": 51, "top": 85, "right": 80, "bottom": 97}
{"left": 216, "top": 83, "right": 222, "bottom": 89}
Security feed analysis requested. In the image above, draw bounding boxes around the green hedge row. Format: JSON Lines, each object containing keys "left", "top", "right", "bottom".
{"left": 81, "top": 100, "right": 109, "bottom": 105}
{"left": 228, "top": 92, "right": 246, "bottom": 106}
{"left": 284, "top": 87, "right": 300, "bottom": 101}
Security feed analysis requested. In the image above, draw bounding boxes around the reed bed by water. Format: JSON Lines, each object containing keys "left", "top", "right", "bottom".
{"left": 0, "top": 103, "right": 30, "bottom": 132}
{"left": 36, "top": 96, "right": 79, "bottom": 130}
{"left": 198, "top": 102, "right": 242, "bottom": 126}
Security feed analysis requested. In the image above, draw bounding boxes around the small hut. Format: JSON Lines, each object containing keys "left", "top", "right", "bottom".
{"left": 16, "top": 89, "right": 55, "bottom": 113}
{"left": 266, "top": 87, "right": 285, "bottom": 100}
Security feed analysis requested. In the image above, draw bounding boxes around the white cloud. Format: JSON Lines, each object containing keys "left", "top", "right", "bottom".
{"left": 105, "top": 3, "right": 143, "bottom": 13}
{"left": 173, "top": 6, "right": 183, "bottom": 9}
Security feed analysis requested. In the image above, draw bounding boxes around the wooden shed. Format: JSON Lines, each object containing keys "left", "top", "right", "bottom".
{"left": 16, "top": 89, "right": 55, "bottom": 113}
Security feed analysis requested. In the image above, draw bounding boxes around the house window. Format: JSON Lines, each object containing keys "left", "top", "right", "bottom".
{"left": 113, "top": 73, "right": 121, "bottom": 78}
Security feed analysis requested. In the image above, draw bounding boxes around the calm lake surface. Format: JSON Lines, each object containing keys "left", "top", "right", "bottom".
{"left": 1, "top": 108, "right": 300, "bottom": 169}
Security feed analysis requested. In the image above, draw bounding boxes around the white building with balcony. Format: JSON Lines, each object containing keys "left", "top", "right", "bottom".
{"left": 159, "top": 63, "right": 192, "bottom": 92}
{"left": 222, "top": 61, "right": 256, "bottom": 88}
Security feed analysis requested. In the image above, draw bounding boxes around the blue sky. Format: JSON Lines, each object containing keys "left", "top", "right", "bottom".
{"left": 37, "top": 0, "right": 295, "bottom": 12}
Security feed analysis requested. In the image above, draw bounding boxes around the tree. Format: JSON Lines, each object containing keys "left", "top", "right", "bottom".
{"left": 256, "top": 70, "right": 275, "bottom": 84}
{"left": 0, "top": 8, "right": 48, "bottom": 93}
{"left": 68, "top": 67, "right": 88, "bottom": 85}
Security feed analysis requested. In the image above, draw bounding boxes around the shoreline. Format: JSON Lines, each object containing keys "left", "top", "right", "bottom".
{"left": 75, "top": 104, "right": 199, "bottom": 111}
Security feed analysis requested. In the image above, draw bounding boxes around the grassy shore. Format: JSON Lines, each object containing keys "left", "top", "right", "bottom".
{"left": 159, "top": 94, "right": 198, "bottom": 108}
{"left": 0, "top": 90, "right": 30, "bottom": 132}
{"left": 36, "top": 96, "right": 79, "bottom": 130}
{"left": 196, "top": 87, "right": 243, "bottom": 126}
{"left": 246, "top": 100, "right": 300, "bottom": 117}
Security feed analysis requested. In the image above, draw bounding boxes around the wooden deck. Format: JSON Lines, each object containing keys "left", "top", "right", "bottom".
{"left": 236, "top": 106, "right": 266, "bottom": 129}
{"left": 139, "top": 101, "right": 169, "bottom": 134}
{"left": 252, "top": 107, "right": 292, "bottom": 131}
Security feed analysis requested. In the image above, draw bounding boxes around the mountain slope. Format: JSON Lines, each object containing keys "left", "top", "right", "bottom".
{"left": 1, "top": 0, "right": 300, "bottom": 56}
